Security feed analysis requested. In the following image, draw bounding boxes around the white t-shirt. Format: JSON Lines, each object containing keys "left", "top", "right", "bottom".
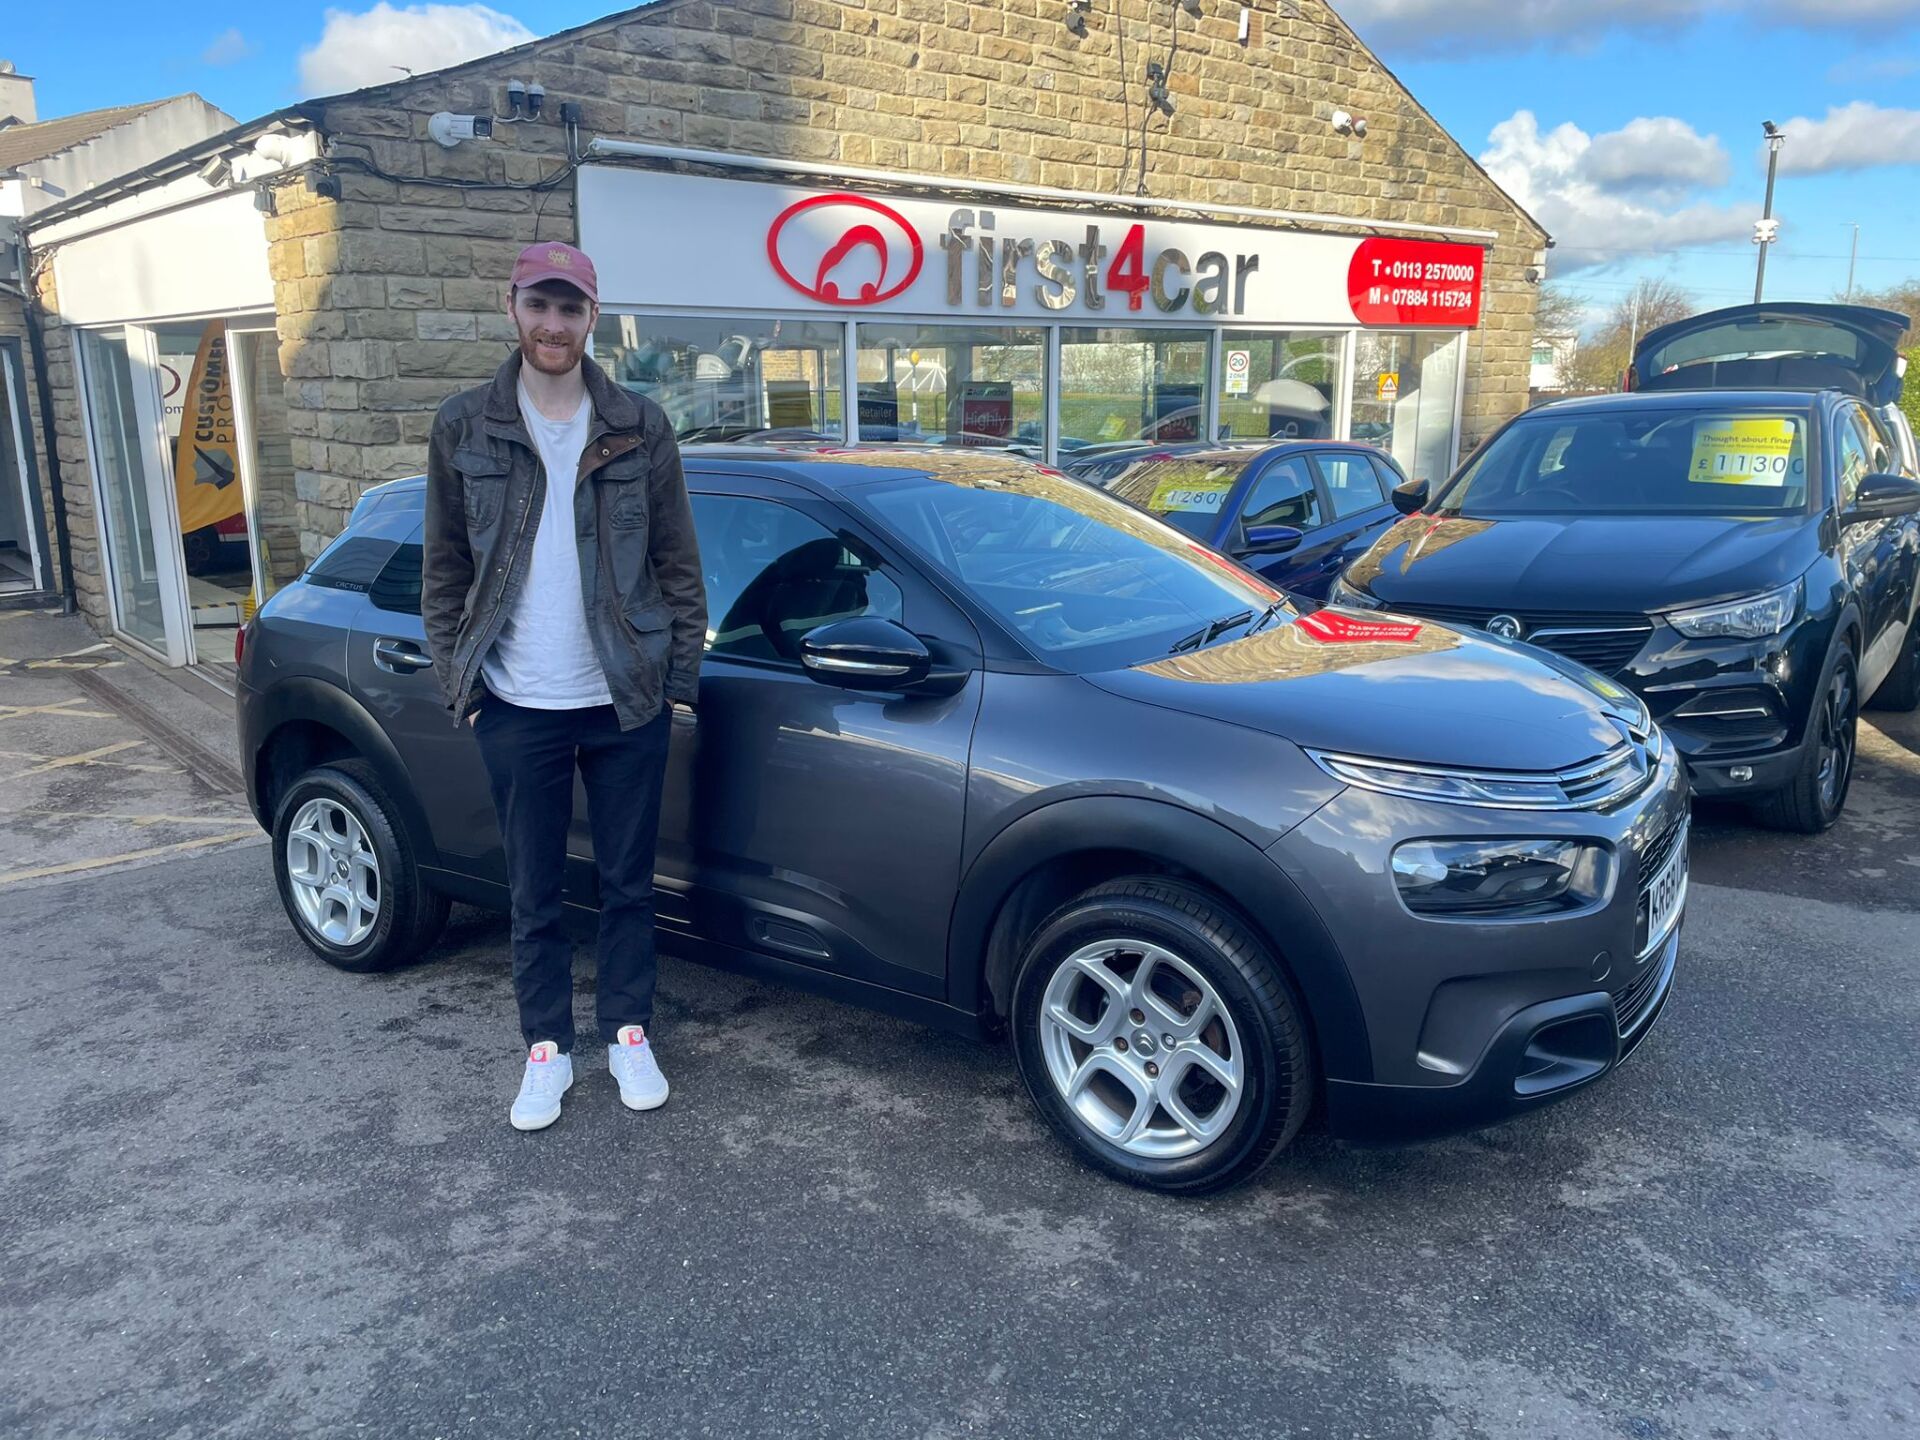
{"left": 481, "top": 383, "right": 613, "bottom": 709}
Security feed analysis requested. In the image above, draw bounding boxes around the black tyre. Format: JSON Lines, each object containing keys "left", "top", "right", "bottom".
{"left": 1756, "top": 642, "right": 1859, "bottom": 834}
{"left": 1009, "top": 877, "right": 1314, "bottom": 1196}
{"left": 271, "top": 760, "right": 448, "bottom": 972}
{"left": 1867, "top": 617, "right": 1920, "bottom": 712}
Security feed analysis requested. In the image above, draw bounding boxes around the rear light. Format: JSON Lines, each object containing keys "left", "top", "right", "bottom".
{"left": 235, "top": 621, "right": 249, "bottom": 667}
{"left": 1621, "top": 367, "right": 1637, "bottom": 393}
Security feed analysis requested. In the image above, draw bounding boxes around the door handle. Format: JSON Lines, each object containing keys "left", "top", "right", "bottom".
{"left": 373, "top": 637, "right": 433, "bottom": 672}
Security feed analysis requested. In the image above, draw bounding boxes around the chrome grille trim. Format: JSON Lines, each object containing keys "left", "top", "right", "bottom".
{"left": 1306, "top": 739, "right": 1657, "bottom": 811}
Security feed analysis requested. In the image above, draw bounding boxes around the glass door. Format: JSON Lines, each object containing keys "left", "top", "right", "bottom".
{"left": 78, "top": 327, "right": 190, "bottom": 663}
{"left": 227, "top": 327, "right": 301, "bottom": 614}
{"left": 0, "top": 342, "right": 48, "bottom": 593}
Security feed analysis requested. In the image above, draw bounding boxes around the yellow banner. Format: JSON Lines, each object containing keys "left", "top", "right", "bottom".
{"left": 1688, "top": 418, "right": 1797, "bottom": 487}
{"left": 173, "top": 322, "right": 244, "bottom": 534}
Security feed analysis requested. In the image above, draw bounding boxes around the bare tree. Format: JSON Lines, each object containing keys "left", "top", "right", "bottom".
{"left": 1535, "top": 283, "right": 1588, "bottom": 338}
{"left": 1562, "top": 278, "right": 1697, "bottom": 393}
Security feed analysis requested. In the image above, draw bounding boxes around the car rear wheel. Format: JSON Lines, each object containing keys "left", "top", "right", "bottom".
{"left": 272, "top": 760, "right": 448, "bottom": 972}
{"left": 1009, "top": 877, "right": 1313, "bottom": 1195}
{"left": 1756, "top": 643, "right": 1858, "bottom": 834}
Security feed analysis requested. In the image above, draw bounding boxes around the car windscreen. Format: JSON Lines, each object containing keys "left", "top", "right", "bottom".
{"left": 1102, "top": 454, "right": 1262, "bottom": 539}
{"left": 1436, "top": 409, "right": 1815, "bottom": 518}
{"left": 858, "top": 469, "right": 1280, "bottom": 672}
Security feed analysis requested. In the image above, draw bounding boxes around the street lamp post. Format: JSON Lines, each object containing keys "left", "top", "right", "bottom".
{"left": 1754, "top": 120, "right": 1785, "bottom": 304}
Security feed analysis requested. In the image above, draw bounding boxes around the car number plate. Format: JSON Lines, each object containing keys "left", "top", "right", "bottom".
{"left": 1642, "top": 828, "right": 1689, "bottom": 955}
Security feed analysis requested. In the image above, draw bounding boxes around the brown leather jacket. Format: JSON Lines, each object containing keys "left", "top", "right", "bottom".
{"left": 421, "top": 352, "right": 706, "bottom": 728}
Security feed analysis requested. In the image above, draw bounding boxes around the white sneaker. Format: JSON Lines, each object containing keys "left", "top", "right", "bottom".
{"left": 609, "top": 1024, "right": 669, "bottom": 1111}
{"left": 510, "top": 1041, "right": 574, "bottom": 1131}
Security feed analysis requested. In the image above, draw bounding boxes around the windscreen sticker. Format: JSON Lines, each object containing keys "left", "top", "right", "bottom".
{"left": 1296, "top": 611, "right": 1424, "bottom": 645}
{"left": 1149, "top": 480, "right": 1232, "bottom": 513}
{"left": 1688, "top": 418, "right": 1799, "bottom": 487}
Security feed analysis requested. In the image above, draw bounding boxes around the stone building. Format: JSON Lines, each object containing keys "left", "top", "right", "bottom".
{"left": 14, "top": 0, "right": 1547, "bottom": 667}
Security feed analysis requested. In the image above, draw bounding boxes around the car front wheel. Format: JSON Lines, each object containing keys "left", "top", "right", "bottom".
{"left": 1010, "top": 877, "right": 1314, "bottom": 1195}
{"left": 272, "top": 760, "right": 448, "bottom": 972}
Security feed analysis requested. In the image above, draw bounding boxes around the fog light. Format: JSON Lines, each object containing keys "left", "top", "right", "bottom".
{"left": 1391, "top": 838, "right": 1604, "bottom": 916}
{"left": 1729, "top": 765, "right": 1754, "bottom": 783}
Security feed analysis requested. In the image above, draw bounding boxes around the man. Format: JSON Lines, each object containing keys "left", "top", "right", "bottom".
{"left": 422, "top": 241, "right": 706, "bottom": 1132}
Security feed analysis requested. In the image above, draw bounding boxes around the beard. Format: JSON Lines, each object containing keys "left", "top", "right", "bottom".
{"left": 516, "top": 322, "right": 587, "bottom": 376}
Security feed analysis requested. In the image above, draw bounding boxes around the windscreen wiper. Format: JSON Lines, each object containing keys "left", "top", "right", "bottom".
{"left": 1168, "top": 609, "right": 1255, "bottom": 654}
{"left": 1244, "top": 598, "right": 1292, "bottom": 636}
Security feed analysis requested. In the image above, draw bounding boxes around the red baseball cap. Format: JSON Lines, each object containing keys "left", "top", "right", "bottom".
{"left": 511, "top": 241, "right": 598, "bottom": 302}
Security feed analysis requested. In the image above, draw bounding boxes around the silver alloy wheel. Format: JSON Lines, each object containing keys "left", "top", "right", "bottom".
{"left": 1038, "top": 939, "right": 1246, "bottom": 1159}
{"left": 284, "top": 797, "right": 382, "bottom": 949}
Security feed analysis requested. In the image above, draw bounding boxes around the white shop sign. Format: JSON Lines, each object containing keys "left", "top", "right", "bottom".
{"left": 578, "top": 168, "right": 1484, "bottom": 328}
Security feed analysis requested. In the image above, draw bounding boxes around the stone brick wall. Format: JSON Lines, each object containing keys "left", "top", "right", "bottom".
{"left": 22, "top": 264, "right": 110, "bottom": 626}
{"left": 0, "top": 288, "right": 60, "bottom": 594}
{"left": 263, "top": 0, "right": 1545, "bottom": 549}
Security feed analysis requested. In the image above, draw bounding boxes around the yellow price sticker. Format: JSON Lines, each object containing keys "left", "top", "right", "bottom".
{"left": 1689, "top": 418, "right": 1797, "bottom": 487}
{"left": 1149, "top": 480, "right": 1231, "bottom": 514}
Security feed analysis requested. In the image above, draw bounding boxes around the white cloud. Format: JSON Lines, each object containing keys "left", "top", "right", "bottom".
{"left": 202, "top": 28, "right": 256, "bottom": 67}
{"left": 1582, "top": 117, "right": 1729, "bottom": 198}
{"left": 1775, "top": 102, "right": 1920, "bottom": 175}
{"left": 1332, "top": 0, "right": 1920, "bottom": 55}
{"left": 298, "top": 3, "right": 537, "bottom": 96}
{"left": 1480, "top": 111, "right": 1752, "bottom": 273}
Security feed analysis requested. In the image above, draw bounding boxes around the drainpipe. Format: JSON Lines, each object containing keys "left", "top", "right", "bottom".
{"left": 12, "top": 248, "right": 78, "bottom": 614}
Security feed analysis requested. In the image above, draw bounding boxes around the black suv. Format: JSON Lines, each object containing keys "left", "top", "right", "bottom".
{"left": 1334, "top": 351, "right": 1920, "bottom": 831}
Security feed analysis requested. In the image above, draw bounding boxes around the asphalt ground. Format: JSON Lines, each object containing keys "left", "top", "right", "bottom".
{"left": 2, "top": 678, "right": 1917, "bottom": 1437}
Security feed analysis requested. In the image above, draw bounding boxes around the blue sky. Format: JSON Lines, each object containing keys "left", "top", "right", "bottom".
{"left": 7, "top": 1, "right": 1919, "bottom": 328}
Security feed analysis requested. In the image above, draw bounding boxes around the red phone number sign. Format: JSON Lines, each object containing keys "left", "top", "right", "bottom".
{"left": 1348, "top": 238, "right": 1485, "bottom": 328}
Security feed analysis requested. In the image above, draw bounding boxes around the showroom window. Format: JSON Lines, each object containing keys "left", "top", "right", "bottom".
{"left": 853, "top": 322, "right": 1045, "bottom": 450}
{"left": 1217, "top": 331, "right": 1342, "bottom": 442}
{"left": 1059, "top": 327, "right": 1211, "bottom": 449}
{"left": 592, "top": 314, "right": 845, "bottom": 441}
{"left": 1349, "top": 331, "right": 1464, "bottom": 486}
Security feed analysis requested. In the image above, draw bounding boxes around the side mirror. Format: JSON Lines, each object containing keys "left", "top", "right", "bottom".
{"left": 799, "top": 616, "right": 968, "bottom": 695}
{"left": 1391, "top": 478, "right": 1430, "bottom": 515}
{"left": 1240, "top": 524, "right": 1304, "bottom": 555}
{"left": 1842, "top": 473, "right": 1920, "bottom": 526}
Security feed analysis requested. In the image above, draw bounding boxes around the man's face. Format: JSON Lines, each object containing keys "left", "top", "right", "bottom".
{"left": 509, "top": 281, "right": 597, "bottom": 376}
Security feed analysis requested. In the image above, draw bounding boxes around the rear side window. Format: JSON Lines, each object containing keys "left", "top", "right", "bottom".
{"left": 370, "top": 543, "right": 424, "bottom": 615}
{"left": 305, "top": 535, "right": 397, "bottom": 594}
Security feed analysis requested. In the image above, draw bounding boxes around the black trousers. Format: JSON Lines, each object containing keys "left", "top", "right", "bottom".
{"left": 472, "top": 693, "right": 672, "bottom": 1053}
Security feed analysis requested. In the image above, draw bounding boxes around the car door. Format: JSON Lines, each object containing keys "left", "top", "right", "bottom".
{"left": 1840, "top": 403, "right": 1920, "bottom": 692}
{"left": 1224, "top": 452, "right": 1335, "bottom": 596}
{"left": 342, "top": 514, "right": 509, "bottom": 881}
{"left": 656, "top": 474, "right": 985, "bottom": 999}
{"left": 1305, "top": 450, "right": 1399, "bottom": 595}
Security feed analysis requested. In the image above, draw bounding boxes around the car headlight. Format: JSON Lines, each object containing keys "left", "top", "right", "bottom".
{"left": 1391, "top": 838, "right": 1606, "bottom": 916}
{"left": 1667, "top": 580, "right": 1801, "bottom": 640}
{"left": 1328, "top": 576, "right": 1382, "bottom": 610}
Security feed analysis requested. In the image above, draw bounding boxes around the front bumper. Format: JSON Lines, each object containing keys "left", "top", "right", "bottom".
{"left": 1323, "top": 924, "right": 1679, "bottom": 1144}
{"left": 1268, "top": 737, "right": 1689, "bottom": 1145}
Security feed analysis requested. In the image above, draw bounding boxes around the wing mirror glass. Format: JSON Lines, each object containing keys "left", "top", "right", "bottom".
{"left": 1240, "top": 524, "right": 1303, "bottom": 555}
{"left": 1391, "top": 478, "right": 1430, "bottom": 515}
{"left": 1842, "top": 472, "right": 1920, "bottom": 526}
{"left": 798, "top": 617, "right": 967, "bottom": 695}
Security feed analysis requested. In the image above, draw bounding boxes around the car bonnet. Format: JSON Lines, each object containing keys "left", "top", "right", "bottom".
{"left": 1085, "top": 610, "right": 1638, "bottom": 774}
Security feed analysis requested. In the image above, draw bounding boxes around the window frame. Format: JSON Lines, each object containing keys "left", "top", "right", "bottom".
{"left": 1233, "top": 451, "right": 1325, "bottom": 543}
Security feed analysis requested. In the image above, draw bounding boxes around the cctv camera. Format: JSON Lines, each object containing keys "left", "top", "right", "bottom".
{"left": 1352, "top": 117, "right": 1368, "bottom": 138}
{"left": 1331, "top": 109, "right": 1353, "bottom": 135}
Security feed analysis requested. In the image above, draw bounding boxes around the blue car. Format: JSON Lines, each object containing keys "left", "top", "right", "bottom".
{"left": 1095, "top": 442, "right": 1407, "bottom": 602}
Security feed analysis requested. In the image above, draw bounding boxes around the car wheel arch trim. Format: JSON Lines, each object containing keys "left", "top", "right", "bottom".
{"left": 250, "top": 677, "right": 443, "bottom": 871}
{"left": 950, "top": 794, "right": 1373, "bottom": 1084}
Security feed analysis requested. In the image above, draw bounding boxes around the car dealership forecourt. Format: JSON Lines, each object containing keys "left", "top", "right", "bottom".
{"left": 5, "top": 0, "right": 1545, "bottom": 670}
